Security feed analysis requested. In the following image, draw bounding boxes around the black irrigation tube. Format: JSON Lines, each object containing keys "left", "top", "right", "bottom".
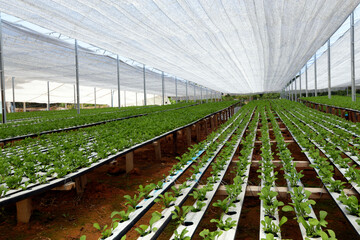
{"left": 0, "top": 102, "right": 239, "bottom": 206}
{"left": 0, "top": 104, "right": 200, "bottom": 145}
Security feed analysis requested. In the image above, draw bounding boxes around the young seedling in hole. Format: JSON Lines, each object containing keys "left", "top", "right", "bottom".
{"left": 154, "top": 192, "right": 175, "bottom": 209}
{"left": 111, "top": 206, "right": 135, "bottom": 222}
{"left": 337, "top": 191, "right": 360, "bottom": 216}
{"left": 213, "top": 197, "right": 235, "bottom": 214}
{"left": 261, "top": 216, "right": 287, "bottom": 237}
{"left": 171, "top": 182, "right": 189, "bottom": 197}
{"left": 199, "top": 229, "right": 223, "bottom": 240}
{"left": 328, "top": 179, "right": 346, "bottom": 193}
{"left": 135, "top": 211, "right": 162, "bottom": 236}
{"left": 283, "top": 167, "right": 304, "bottom": 187}
{"left": 282, "top": 187, "right": 315, "bottom": 219}
{"left": 93, "top": 221, "right": 117, "bottom": 239}
{"left": 210, "top": 215, "right": 236, "bottom": 231}
{"left": 137, "top": 184, "right": 156, "bottom": 198}
{"left": 191, "top": 201, "right": 206, "bottom": 212}
{"left": 171, "top": 205, "right": 192, "bottom": 225}
{"left": 260, "top": 233, "right": 275, "bottom": 240}
{"left": 297, "top": 211, "right": 329, "bottom": 238}
{"left": 207, "top": 175, "right": 220, "bottom": 184}
{"left": 190, "top": 184, "right": 213, "bottom": 201}
{"left": 124, "top": 194, "right": 143, "bottom": 208}
{"left": 258, "top": 186, "right": 278, "bottom": 207}
{"left": 173, "top": 229, "right": 191, "bottom": 240}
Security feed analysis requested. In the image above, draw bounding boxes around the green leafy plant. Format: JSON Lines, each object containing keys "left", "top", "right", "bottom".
{"left": 111, "top": 206, "right": 135, "bottom": 222}
{"left": 124, "top": 194, "right": 143, "bottom": 208}
{"left": 199, "top": 229, "right": 223, "bottom": 240}
{"left": 210, "top": 216, "right": 236, "bottom": 231}
{"left": 298, "top": 211, "right": 328, "bottom": 238}
{"left": 135, "top": 211, "right": 162, "bottom": 236}
{"left": 337, "top": 191, "right": 360, "bottom": 216}
{"left": 173, "top": 229, "right": 191, "bottom": 240}
{"left": 213, "top": 197, "right": 235, "bottom": 214}
{"left": 261, "top": 216, "right": 287, "bottom": 236}
{"left": 154, "top": 192, "right": 175, "bottom": 209}
{"left": 172, "top": 206, "right": 192, "bottom": 225}
{"left": 191, "top": 201, "right": 206, "bottom": 212}
{"left": 328, "top": 179, "right": 346, "bottom": 193}
{"left": 138, "top": 184, "right": 155, "bottom": 198}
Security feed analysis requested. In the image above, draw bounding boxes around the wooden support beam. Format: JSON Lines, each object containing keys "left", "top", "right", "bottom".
{"left": 173, "top": 132, "right": 178, "bottom": 154}
{"left": 195, "top": 124, "right": 201, "bottom": 142}
{"left": 52, "top": 182, "right": 75, "bottom": 191}
{"left": 210, "top": 116, "right": 215, "bottom": 129}
{"left": 248, "top": 160, "right": 310, "bottom": 168}
{"left": 16, "top": 198, "right": 32, "bottom": 223}
{"left": 153, "top": 141, "right": 162, "bottom": 161}
{"left": 255, "top": 140, "right": 294, "bottom": 144}
{"left": 215, "top": 185, "right": 356, "bottom": 199}
{"left": 185, "top": 127, "right": 192, "bottom": 147}
{"left": 75, "top": 174, "right": 87, "bottom": 194}
{"left": 126, "top": 151, "right": 134, "bottom": 173}
{"left": 204, "top": 119, "right": 208, "bottom": 135}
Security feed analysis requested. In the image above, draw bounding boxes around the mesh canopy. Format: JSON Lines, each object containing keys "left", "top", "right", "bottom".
{"left": 2, "top": 20, "right": 201, "bottom": 105}
{"left": 1, "top": 0, "right": 359, "bottom": 94}
{"left": 299, "top": 19, "right": 360, "bottom": 91}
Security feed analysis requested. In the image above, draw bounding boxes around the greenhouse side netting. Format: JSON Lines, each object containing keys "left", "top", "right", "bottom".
{"left": 1, "top": 20, "right": 208, "bottom": 106}
{"left": 297, "top": 7, "right": 360, "bottom": 92}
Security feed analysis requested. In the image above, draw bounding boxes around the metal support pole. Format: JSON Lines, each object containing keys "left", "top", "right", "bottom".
{"left": 291, "top": 82, "right": 294, "bottom": 101}
{"left": 73, "top": 84, "right": 76, "bottom": 108}
{"left": 117, "top": 55, "right": 121, "bottom": 108}
{"left": 75, "top": 39, "right": 80, "bottom": 114}
{"left": 124, "top": 90, "right": 126, "bottom": 107}
{"left": 11, "top": 77, "right": 15, "bottom": 112}
{"left": 200, "top": 87, "right": 203, "bottom": 103}
{"left": 94, "top": 87, "right": 96, "bottom": 108}
{"left": 299, "top": 71, "right": 302, "bottom": 98}
{"left": 111, "top": 89, "right": 113, "bottom": 108}
{"left": 161, "top": 71, "right": 165, "bottom": 105}
{"left": 175, "top": 77, "right": 178, "bottom": 103}
{"left": 193, "top": 84, "right": 196, "bottom": 102}
{"left": 327, "top": 40, "right": 331, "bottom": 99}
{"left": 206, "top": 89, "right": 208, "bottom": 103}
{"left": 143, "top": 64, "right": 147, "bottom": 106}
{"left": 136, "top": 92, "right": 138, "bottom": 106}
{"left": 305, "top": 64, "right": 308, "bottom": 97}
{"left": 0, "top": 13, "right": 6, "bottom": 123}
{"left": 351, "top": 12, "right": 356, "bottom": 102}
{"left": 47, "top": 81, "right": 50, "bottom": 111}
{"left": 295, "top": 77, "right": 297, "bottom": 102}
{"left": 186, "top": 80, "right": 188, "bottom": 102}
{"left": 314, "top": 54, "right": 317, "bottom": 96}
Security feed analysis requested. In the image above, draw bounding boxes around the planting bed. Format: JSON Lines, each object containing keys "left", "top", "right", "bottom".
{"left": 2, "top": 99, "right": 360, "bottom": 240}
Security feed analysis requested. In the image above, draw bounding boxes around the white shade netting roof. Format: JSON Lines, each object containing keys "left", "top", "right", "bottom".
{"left": 1, "top": 0, "right": 359, "bottom": 94}
{"left": 1, "top": 20, "right": 209, "bottom": 105}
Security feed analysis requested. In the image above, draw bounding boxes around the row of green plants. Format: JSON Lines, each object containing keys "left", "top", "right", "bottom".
{"left": 0, "top": 102, "right": 200, "bottom": 140}
{"left": 257, "top": 105, "right": 287, "bottom": 240}
{"left": 300, "top": 95, "right": 360, "bottom": 111}
{"left": 268, "top": 103, "right": 337, "bottom": 239}
{"left": 0, "top": 102, "right": 236, "bottom": 197}
{"left": 284, "top": 103, "right": 360, "bottom": 191}
{"left": 87, "top": 102, "right": 254, "bottom": 239}
{"left": 274, "top": 100, "right": 360, "bottom": 233}
{"left": 170, "top": 105, "right": 256, "bottom": 240}
{"left": 211, "top": 107, "right": 259, "bottom": 239}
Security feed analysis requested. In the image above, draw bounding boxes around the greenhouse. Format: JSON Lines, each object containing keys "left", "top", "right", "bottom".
{"left": 1, "top": 1, "right": 360, "bottom": 240}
